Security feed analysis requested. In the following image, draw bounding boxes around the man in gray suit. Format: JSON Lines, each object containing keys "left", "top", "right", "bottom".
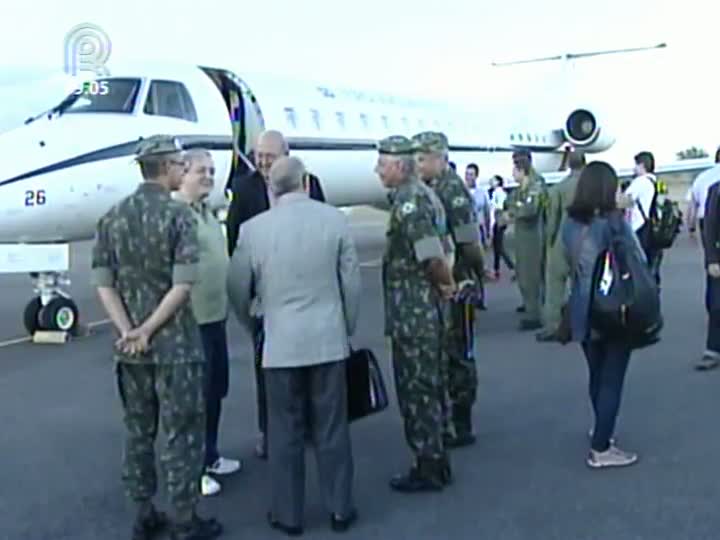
{"left": 228, "top": 156, "right": 361, "bottom": 535}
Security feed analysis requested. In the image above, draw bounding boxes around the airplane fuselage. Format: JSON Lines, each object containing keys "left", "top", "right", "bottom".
{"left": 0, "top": 62, "right": 615, "bottom": 244}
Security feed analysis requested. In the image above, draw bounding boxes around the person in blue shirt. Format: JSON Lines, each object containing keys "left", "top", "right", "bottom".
{"left": 562, "top": 161, "right": 645, "bottom": 469}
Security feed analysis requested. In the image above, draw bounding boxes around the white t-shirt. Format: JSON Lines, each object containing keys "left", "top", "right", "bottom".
{"left": 687, "top": 164, "right": 720, "bottom": 220}
{"left": 490, "top": 188, "right": 507, "bottom": 229}
{"left": 625, "top": 174, "right": 656, "bottom": 232}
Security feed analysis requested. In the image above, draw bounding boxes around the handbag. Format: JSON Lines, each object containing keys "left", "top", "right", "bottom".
{"left": 346, "top": 346, "right": 389, "bottom": 422}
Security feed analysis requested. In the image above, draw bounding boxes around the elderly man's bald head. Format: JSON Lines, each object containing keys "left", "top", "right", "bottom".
{"left": 269, "top": 156, "right": 306, "bottom": 197}
{"left": 255, "top": 130, "right": 289, "bottom": 179}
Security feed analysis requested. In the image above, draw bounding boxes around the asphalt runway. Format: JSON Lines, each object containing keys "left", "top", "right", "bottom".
{"left": 1, "top": 209, "right": 718, "bottom": 540}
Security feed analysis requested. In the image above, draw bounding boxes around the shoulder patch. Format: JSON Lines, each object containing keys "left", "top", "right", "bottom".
{"left": 452, "top": 196, "right": 467, "bottom": 208}
{"left": 401, "top": 201, "right": 416, "bottom": 215}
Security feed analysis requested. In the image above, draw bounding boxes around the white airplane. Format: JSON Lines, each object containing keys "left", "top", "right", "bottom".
{"left": 0, "top": 43, "right": 711, "bottom": 337}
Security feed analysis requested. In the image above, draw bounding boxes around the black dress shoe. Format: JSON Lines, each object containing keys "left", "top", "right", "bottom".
{"left": 267, "top": 512, "right": 303, "bottom": 536}
{"left": 330, "top": 509, "right": 357, "bottom": 532}
{"left": 516, "top": 305, "right": 526, "bottom": 313}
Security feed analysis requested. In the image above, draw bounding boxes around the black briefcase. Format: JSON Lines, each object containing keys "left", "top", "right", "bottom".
{"left": 346, "top": 347, "right": 389, "bottom": 422}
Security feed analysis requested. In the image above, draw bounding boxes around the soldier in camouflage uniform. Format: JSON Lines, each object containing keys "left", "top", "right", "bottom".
{"left": 411, "top": 131, "right": 486, "bottom": 447}
{"left": 91, "top": 135, "right": 222, "bottom": 540}
{"left": 507, "top": 152, "right": 547, "bottom": 331}
{"left": 375, "top": 135, "right": 457, "bottom": 492}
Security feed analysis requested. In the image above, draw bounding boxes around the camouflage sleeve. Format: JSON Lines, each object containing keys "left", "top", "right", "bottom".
{"left": 90, "top": 217, "right": 115, "bottom": 287}
{"left": 171, "top": 207, "right": 200, "bottom": 285}
{"left": 399, "top": 198, "right": 445, "bottom": 262}
{"left": 446, "top": 183, "right": 480, "bottom": 244}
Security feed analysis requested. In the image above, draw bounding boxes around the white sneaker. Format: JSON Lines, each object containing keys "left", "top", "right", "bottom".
{"left": 201, "top": 474, "right": 221, "bottom": 496}
{"left": 587, "top": 445, "right": 638, "bottom": 469}
{"left": 206, "top": 457, "right": 242, "bottom": 475}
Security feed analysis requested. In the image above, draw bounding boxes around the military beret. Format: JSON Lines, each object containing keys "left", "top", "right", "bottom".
{"left": 135, "top": 134, "right": 184, "bottom": 160}
{"left": 377, "top": 135, "right": 414, "bottom": 155}
{"left": 411, "top": 131, "right": 449, "bottom": 153}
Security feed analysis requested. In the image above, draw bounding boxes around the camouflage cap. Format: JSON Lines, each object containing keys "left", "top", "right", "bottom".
{"left": 377, "top": 135, "right": 414, "bottom": 155}
{"left": 135, "top": 134, "right": 184, "bottom": 160}
{"left": 411, "top": 131, "right": 449, "bottom": 153}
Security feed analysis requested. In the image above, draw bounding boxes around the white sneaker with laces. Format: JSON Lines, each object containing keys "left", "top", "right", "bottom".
{"left": 201, "top": 474, "right": 221, "bottom": 496}
{"left": 206, "top": 457, "right": 242, "bottom": 475}
{"left": 587, "top": 445, "right": 638, "bottom": 469}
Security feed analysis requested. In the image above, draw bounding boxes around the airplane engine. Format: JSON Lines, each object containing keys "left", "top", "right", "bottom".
{"left": 563, "top": 108, "right": 615, "bottom": 152}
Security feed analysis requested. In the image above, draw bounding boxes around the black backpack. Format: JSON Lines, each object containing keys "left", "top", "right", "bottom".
{"left": 637, "top": 180, "right": 682, "bottom": 250}
{"left": 589, "top": 214, "right": 663, "bottom": 348}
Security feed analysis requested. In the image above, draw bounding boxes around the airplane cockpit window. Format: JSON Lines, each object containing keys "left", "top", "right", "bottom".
{"left": 144, "top": 80, "right": 198, "bottom": 122}
{"left": 54, "top": 78, "right": 141, "bottom": 115}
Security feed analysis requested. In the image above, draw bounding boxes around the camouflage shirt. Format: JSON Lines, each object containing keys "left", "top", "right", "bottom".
{"left": 429, "top": 168, "right": 480, "bottom": 282}
{"left": 382, "top": 177, "right": 449, "bottom": 339}
{"left": 91, "top": 182, "right": 204, "bottom": 364}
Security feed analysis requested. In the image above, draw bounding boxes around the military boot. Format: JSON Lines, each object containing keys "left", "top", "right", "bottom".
{"left": 389, "top": 457, "right": 445, "bottom": 493}
{"left": 440, "top": 454, "right": 453, "bottom": 486}
{"left": 445, "top": 406, "right": 476, "bottom": 448}
{"left": 169, "top": 514, "right": 223, "bottom": 540}
{"left": 131, "top": 505, "right": 167, "bottom": 540}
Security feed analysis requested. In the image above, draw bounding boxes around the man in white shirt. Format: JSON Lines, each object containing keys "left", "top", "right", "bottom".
{"left": 464, "top": 163, "right": 491, "bottom": 246}
{"left": 686, "top": 147, "right": 720, "bottom": 238}
{"left": 619, "top": 152, "right": 659, "bottom": 278}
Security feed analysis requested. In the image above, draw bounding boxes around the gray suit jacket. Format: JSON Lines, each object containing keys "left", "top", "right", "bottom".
{"left": 227, "top": 192, "right": 361, "bottom": 368}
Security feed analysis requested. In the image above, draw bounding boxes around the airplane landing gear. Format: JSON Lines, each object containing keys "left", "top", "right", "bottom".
{"left": 23, "top": 272, "right": 80, "bottom": 336}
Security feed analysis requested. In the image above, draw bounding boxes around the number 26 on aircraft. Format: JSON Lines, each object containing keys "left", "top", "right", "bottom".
{"left": 25, "top": 189, "right": 46, "bottom": 206}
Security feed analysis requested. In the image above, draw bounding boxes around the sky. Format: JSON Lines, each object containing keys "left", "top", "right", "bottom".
{"left": 0, "top": 0, "right": 716, "bottom": 165}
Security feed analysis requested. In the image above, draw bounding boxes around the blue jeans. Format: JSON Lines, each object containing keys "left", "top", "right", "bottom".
{"left": 582, "top": 339, "right": 632, "bottom": 452}
{"left": 199, "top": 320, "right": 230, "bottom": 467}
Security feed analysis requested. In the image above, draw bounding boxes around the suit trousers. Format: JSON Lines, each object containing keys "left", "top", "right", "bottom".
{"left": 706, "top": 276, "right": 720, "bottom": 355}
{"left": 264, "top": 360, "right": 354, "bottom": 527}
{"left": 253, "top": 316, "right": 267, "bottom": 433}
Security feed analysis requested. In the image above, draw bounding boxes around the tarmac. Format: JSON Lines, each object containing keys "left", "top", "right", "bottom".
{"left": 1, "top": 207, "right": 719, "bottom": 540}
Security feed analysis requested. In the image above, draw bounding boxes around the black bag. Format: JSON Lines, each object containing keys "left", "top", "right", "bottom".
{"left": 636, "top": 179, "right": 682, "bottom": 250}
{"left": 346, "top": 347, "right": 389, "bottom": 422}
{"left": 589, "top": 215, "right": 663, "bottom": 348}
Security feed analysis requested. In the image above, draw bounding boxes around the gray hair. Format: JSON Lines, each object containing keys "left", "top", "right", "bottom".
{"left": 184, "top": 148, "right": 212, "bottom": 163}
{"left": 269, "top": 156, "right": 306, "bottom": 197}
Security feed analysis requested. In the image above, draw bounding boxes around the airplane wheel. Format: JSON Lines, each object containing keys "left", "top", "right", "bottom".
{"left": 23, "top": 297, "right": 42, "bottom": 335}
{"left": 40, "top": 297, "right": 79, "bottom": 334}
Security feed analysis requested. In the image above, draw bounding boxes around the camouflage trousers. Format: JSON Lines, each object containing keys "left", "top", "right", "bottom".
{"left": 116, "top": 362, "right": 206, "bottom": 521}
{"left": 445, "top": 298, "right": 477, "bottom": 421}
{"left": 391, "top": 336, "right": 448, "bottom": 460}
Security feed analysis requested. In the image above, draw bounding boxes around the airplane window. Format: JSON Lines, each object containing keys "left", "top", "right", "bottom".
{"left": 310, "top": 108, "right": 321, "bottom": 129}
{"left": 60, "top": 78, "right": 141, "bottom": 114}
{"left": 380, "top": 115, "right": 389, "bottom": 129}
{"left": 401, "top": 116, "right": 409, "bottom": 129}
{"left": 432, "top": 119, "right": 440, "bottom": 128}
{"left": 283, "top": 107, "right": 297, "bottom": 128}
{"left": 518, "top": 134, "right": 524, "bottom": 141}
{"left": 336, "top": 112, "right": 345, "bottom": 129}
{"left": 359, "top": 113, "right": 369, "bottom": 129}
{"left": 144, "top": 80, "right": 198, "bottom": 122}
{"left": 510, "top": 134, "right": 515, "bottom": 141}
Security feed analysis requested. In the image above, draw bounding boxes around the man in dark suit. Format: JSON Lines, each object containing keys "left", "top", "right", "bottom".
{"left": 224, "top": 130, "right": 326, "bottom": 458}
{"left": 700, "top": 179, "right": 720, "bottom": 370}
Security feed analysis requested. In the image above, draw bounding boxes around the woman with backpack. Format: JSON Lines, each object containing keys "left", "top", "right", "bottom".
{"left": 562, "top": 161, "right": 652, "bottom": 469}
